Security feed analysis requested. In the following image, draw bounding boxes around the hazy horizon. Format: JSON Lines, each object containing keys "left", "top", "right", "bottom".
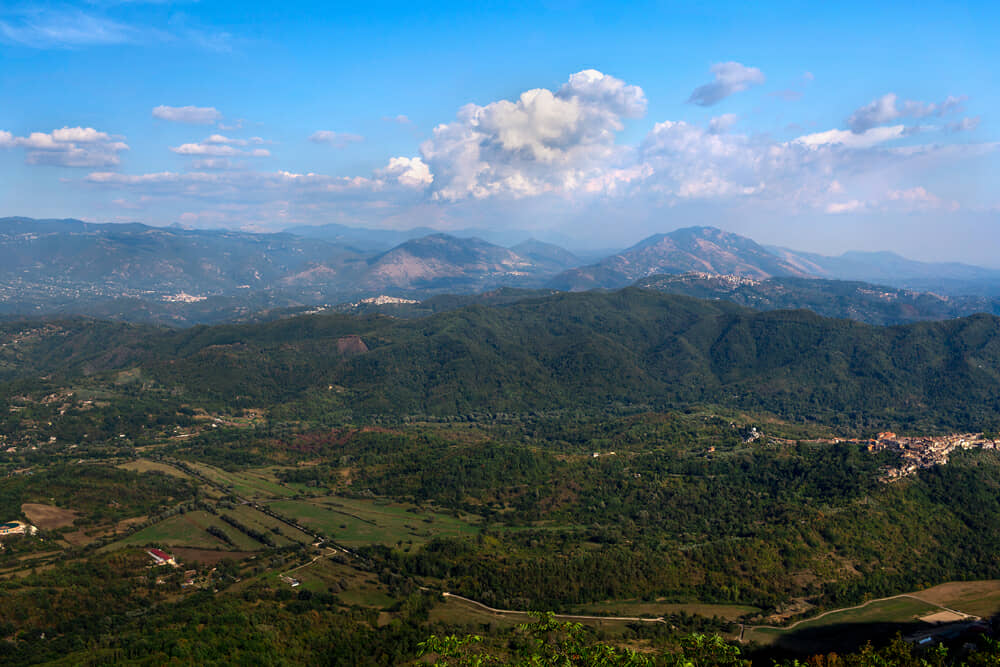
{"left": 2, "top": 1, "right": 997, "bottom": 265}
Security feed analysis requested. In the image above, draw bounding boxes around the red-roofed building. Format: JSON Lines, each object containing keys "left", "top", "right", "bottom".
{"left": 147, "top": 548, "right": 177, "bottom": 567}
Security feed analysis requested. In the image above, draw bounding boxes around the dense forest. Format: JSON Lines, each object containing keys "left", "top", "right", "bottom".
{"left": 5, "top": 288, "right": 1000, "bottom": 430}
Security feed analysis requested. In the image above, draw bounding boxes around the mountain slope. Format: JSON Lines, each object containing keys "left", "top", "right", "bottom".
{"left": 549, "top": 226, "right": 811, "bottom": 290}
{"left": 509, "top": 238, "right": 581, "bottom": 272}
{"left": 636, "top": 273, "right": 1000, "bottom": 325}
{"left": 283, "top": 222, "right": 438, "bottom": 252}
{"left": 0, "top": 216, "right": 367, "bottom": 294}
{"left": 360, "top": 234, "right": 550, "bottom": 291}
{"left": 0, "top": 219, "right": 561, "bottom": 322}
{"left": 767, "top": 245, "right": 1000, "bottom": 296}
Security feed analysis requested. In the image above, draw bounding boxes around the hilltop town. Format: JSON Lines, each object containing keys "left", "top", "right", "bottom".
{"left": 864, "top": 432, "right": 999, "bottom": 480}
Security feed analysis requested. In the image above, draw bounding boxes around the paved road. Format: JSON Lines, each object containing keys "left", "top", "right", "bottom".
{"left": 441, "top": 592, "right": 666, "bottom": 624}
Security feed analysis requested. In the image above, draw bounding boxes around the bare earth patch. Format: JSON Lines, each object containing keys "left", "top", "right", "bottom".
{"left": 22, "top": 503, "right": 79, "bottom": 530}
{"left": 919, "top": 610, "right": 969, "bottom": 624}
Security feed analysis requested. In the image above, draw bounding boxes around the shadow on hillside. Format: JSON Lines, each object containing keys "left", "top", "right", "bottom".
{"left": 745, "top": 618, "right": 975, "bottom": 664}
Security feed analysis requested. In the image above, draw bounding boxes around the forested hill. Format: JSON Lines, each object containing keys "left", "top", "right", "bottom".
{"left": 636, "top": 273, "right": 1000, "bottom": 325}
{"left": 6, "top": 288, "right": 1000, "bottom": 430}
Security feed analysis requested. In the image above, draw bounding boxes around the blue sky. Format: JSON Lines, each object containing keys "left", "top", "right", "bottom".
{"left": 0, "top": 0, "right": 997, "bottom": 261}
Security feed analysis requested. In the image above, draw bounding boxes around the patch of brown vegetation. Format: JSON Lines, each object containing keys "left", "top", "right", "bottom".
{"left": 116, "top": 515, "right": 148, "bottom": 530}
{"left": 62, "top": 530, "right": 96, "bottom": 547}
{"left": 336, "top": 335, "right": 368, "bottom": 356}
{"left": 21, "top": 503, "right": 79, "bottom": 530}
{"left": 286, "top": 427, "right": 400, "bottom": 455}
{"left": 765, "top": 597, "right": 815, "bottom": 624}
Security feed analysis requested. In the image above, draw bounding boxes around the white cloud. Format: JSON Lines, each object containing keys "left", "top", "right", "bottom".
{"left": 171, "top": 143, "right": 241, "bottom": 157}
{"left": 0, "top": 9, "right": 135, "bottom": 48}
{"left": 309, "top": 131, "right": 364, "bottom": 148}
{"left": 826, "top": 200, "right": 866, "bottom": 214}
{"left": 0, "top": 7, "right": 234, "bottom": 52}
{"left": 687, "top": 62, "right": 765, "bottom": 106}
{"left": 821, "top": 187, "right": 960, "bottom": 216}
{"left": 383, "top": 114, "right": 412, "bottom": 125}
{"left": 847, "top": 93, "right": 967, "bottom": 133}
{"left": 0, "top": 126, "right": 128, "bottom": 167}
{"left": 420, "top": 69, "right": 645, "bottom": 200}
{"left": 191, "top": 158, "right": 234, "bottom": 170}
{"left": 794, "top": 125, "right": 905, "bottom": 149}
{"left": 72, "top": 70, "right": 996, "bottom": 233}
{"left": 948, "top": 116, "right": 981, "bottom": 133}
{"left": 170, "top": 138, "right": 270, "bottom": 158}
{"left": 640, "top": 120, "right": 766, "bottom": 199}
{"left": 153, "top": 105, "right": 222, "bottom": 125}
{"left": 887, "top": 186, "right": 959, "bottom": 211}
{"left": 205, "top": 134, "right": 245, "bottom": 145}
{"left": 847, "top": 93, "right": 900, "bottom": 133}
{"left": 558, "top": 69, "right": 647, "bottom": 118}
{"left": 379, "top": 157, "right": 433, "bottom": 188}
{"left": 709, "top": 114, "right": 738, "bottom": 134}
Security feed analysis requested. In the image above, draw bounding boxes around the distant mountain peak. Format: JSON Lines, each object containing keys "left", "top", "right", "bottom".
{"left": 549, "top": 226, "right": 809, "bottom": 291}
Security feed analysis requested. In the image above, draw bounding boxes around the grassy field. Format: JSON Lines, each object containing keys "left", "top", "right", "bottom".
{"left": 108, "top": 510, "right": 263, "bottom": 551}
{"left": 118, "top": 459, "right": 192, "bottom": 479}
{"left": 430, "top": 596, "right": 652, "bottom": 636}
{"left": 185, "top": 462, "right": 298, "bottom": 499}
{"left": 243, "top": 466, "right": 320, "bottom": 495}
{"left": 267, "top": 496, "right": 479, "bottom": 547}
{"left": 743, "top": 596, "right": 939, "bottom": 650}
{"left": 914, "top": 580, "right": 1000, "bottom": 618}
{"left": 568, "top": 599, "right": 759, "bottom": 621}
{"left": 273, "top": 555, "right": 395, "bottom": 607}
{"left": 225, "top": 504, "right": 315, "bottom": 546}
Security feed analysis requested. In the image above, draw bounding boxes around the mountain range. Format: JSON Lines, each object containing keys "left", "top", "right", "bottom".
{"left": 3, "top": 216, "right": 1000, "bottom": 326}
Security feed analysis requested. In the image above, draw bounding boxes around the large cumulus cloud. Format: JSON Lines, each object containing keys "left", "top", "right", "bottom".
{"left": 420, "top": 69, "right": 646, "bottom": 200}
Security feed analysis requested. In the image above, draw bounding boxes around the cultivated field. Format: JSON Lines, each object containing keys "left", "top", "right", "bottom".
{"left": 185, "top": 462, "right": 298, "bottom": 499}
{"left": 267, "top": 496, "right": 479, "bottom": 547}
{"left": 109, "top": 510, "right": 262, "bottom": 551}
{"left": 118, "top": 459, "right": 192, "bottom": 479}
{"left": 21, "top": 503, "right": 79, "bottom": 530}
{"left": 913, "top": 580, "right": 1000, "bottom": 618}
{"left": 225, "top": 504, "right": 315, "bottom": 546}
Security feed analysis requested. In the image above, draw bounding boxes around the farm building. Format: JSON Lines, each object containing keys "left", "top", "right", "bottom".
{"left": 146, "top": 548, "right": 178, "bottom": 567}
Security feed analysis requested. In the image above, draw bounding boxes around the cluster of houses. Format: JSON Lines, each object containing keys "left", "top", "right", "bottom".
{"left": 867, "top": 432, "right": 998, "bottom": 480}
